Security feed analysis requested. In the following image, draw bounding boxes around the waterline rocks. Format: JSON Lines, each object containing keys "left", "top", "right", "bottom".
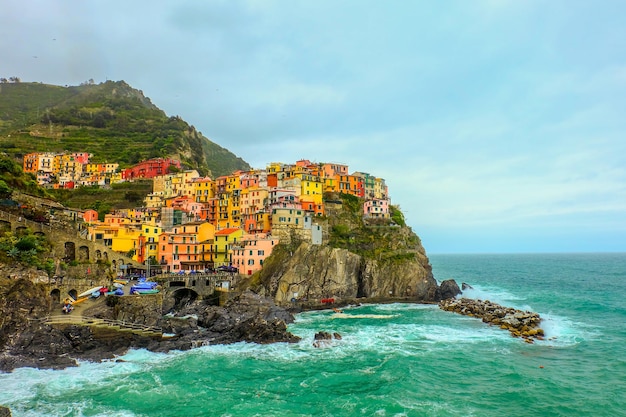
{"left": 312, "top": 331, "right": 342, "bottom": 348}
{"left": 439, "top": 298, "right": 544, "bottom": 343}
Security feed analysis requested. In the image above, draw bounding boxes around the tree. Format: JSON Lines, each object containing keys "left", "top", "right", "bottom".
{"left": 0, "top": 180, "right": 12, "bottom": 199}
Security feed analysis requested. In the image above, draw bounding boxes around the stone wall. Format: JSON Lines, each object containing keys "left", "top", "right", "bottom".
{"left": 112, "top": 293, "right": 163, "bottom": 328}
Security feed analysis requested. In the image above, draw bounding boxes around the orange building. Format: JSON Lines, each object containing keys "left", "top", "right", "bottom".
{"left": 158, "top": 222, "right": 215, "bottom": 273}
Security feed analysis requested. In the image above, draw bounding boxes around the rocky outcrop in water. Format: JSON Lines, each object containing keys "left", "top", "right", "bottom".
{"left": 157, "top": 290, "right": 301, "bottom": 351}
{"left": 439, "top": 298, "right": 544, "bottom": 343}
{"left": 312, "top": 331, "right": 342, "bottom": 348}
{"left": 436, "top": 279, "right": 462, "bottom": 300}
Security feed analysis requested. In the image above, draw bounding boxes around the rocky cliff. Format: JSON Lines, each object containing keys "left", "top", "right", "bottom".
{"left": 253, "top": 225, "right": 453, "bottom": 308}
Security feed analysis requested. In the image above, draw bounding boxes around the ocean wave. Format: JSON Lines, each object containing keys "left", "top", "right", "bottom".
{"left": 535, "top": 312, "right": 601, "bottom": 347}
{"left": 461, "top": 284, "right": 526, "bottom": 305}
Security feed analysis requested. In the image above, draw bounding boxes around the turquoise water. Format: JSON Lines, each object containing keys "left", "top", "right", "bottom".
{"left": 1, "top": 253, "right": 625, "bottom": 416}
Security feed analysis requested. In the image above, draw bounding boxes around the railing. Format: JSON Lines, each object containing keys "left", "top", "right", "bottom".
{"left": 0, "top": 209, "right": 54, "bottom": 233}
{"left": 43, "top": 315, "right": 163, "bottom": 337}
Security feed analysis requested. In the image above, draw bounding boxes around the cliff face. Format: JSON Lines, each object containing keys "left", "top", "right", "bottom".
{"left": 256, "top": 225, "right": 439, "bottom": 307}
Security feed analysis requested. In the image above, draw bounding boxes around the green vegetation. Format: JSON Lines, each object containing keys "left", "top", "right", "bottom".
{"left": 327, "top": 193, "right": 418, "bottom": 262}
{"left": 0, "top": 80, "right": 250, "bottom": 177}
{"left": 48, "top": 180, "right": 153, "bottom": 214}
{"left": 0, "top": 229, "right": 55, "bottom": 276}
{"left": 390, "top": 205, "right": 406, "bottom": 227}
{"left": 0, "top": 154, "right": 51, "bottom": 199}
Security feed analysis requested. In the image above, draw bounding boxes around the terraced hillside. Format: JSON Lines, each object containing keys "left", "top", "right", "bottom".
{"left": 0, "top": 80, "right": 250, "bottom": 177}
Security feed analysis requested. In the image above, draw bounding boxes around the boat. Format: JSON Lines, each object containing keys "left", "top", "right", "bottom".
{"left": 77, "top": 286, "right": 103, "bottom": 298}
{"left": 132, "top": 281, "right": 157, "bottom": 289}
{"left": 70, "top": 297, "right": 89, "bottom": 305}
{"left": 133, "top": 288, "right": 159, "bottom": 295}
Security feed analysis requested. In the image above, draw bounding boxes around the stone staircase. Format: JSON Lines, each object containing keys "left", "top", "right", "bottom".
{"left": 45, "top": 315, "right": 163, "bottom": 338}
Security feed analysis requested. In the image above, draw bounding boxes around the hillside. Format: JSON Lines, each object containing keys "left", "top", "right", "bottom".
{"left": 0, "top": 80, "right": 250, "bottom": 177}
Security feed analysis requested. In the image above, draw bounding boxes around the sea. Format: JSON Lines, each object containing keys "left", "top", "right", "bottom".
{"left": 1, "top": 253, "right": 625, "bottom": 417}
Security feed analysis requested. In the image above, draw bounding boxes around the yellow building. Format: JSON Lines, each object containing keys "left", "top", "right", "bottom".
{"left": 193, "top": 177, "right": 215, "bottom": 203}
{"left": 136, "top": 223, "right": 163, "bottom": 264}
{"left": 213, "top": 227, "right": 243, "bottom": 267}
{"left": 111, "top": 226, "right": 143, "bottom": 259}
{"left": 299, "top": 173, "right": 324, "bottom": 215}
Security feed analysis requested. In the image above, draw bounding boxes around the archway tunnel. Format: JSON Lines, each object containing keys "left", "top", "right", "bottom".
{"left": 171, "top": 288, "right": 199, "bottom": 309}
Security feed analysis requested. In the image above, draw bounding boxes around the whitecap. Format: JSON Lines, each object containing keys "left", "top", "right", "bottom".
{"left": 461, "top": 284, "right": 526, "bottom": 305}
{"left": 535, "top": 312, "right": 600, "bottom": 347}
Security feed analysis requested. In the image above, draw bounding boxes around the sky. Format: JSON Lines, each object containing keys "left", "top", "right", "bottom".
{"left": 2, "top": 0, "right": 625, "bottom": 254}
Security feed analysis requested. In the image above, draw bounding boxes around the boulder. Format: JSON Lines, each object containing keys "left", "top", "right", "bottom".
{"left": 312, "top": 331, "right": 341, "bottom": 348}
{"left": 437, "top": 279, "right": 461, "bottom": 300}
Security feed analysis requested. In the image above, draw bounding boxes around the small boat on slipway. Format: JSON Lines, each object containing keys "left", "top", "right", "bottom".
{"left": 77, "top": 286, "right": 103, "bottom": 299}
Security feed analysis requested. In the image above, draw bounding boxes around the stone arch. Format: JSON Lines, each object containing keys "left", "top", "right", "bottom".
{"left": 64, "top": 242, "right": 76, "bottom": 262}
{"left": 102, "top": 252, "right": 109, "bottom": 262}
{"left": 68, "top": 289, "right": 78, "bottom": 300}
{"left": 171, "top": 288, "right": 198, "bottom": 308}
{"left": 34, "top": 231, "right": 46, "bottom": 237}
{"left": 50, "top": 288, "right": 61, "bottom": 304}
{"left": 15, "top": 226, "right": 28, "bottom": 236}
{"left": 111, "top": 259, "right": 117, "bottom": 272}
{"left": 78, "top": 245, "right": 89, "bottom": 262}
{"left": 0, "top": 220, "right": 11, "bottom": 233}
{"left": 95, "top": 250, "right": 102, "bottom": 260}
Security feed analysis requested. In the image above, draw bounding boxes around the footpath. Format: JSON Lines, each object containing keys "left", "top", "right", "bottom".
{"left": 45, "top": 295, "right": 163, "bottom": 338}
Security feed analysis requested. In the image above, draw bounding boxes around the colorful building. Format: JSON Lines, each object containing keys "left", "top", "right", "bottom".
{"left": 213, "top": 228, "right": 243, "bottom": 267}
{"left": 363, "top": 199, "right": 390, "bottom": 219}
{"left": 158, "top": 222, "right": 216, "bottom": 272}
{"left": 122, "top": 158, "right": 181, "bottom": 180}
{"left": 231, "top": 233, "right": 280, "bottom": 275}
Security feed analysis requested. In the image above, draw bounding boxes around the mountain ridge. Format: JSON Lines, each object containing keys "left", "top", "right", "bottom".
{"left": 0, "top": 80, "right": 250, "bottom": 178}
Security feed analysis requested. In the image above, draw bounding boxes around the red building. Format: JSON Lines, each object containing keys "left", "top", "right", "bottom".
{"left": 122, "top": 158, "right": 181, "bottom": 180}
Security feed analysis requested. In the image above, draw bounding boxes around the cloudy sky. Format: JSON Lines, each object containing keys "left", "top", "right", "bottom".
{"left": 2, "top": 1, "right": 625, "bottom": 254}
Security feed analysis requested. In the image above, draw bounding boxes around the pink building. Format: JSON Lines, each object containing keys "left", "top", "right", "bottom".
{"left": 363, "top": 199, "right": 390, "bottom": 219}
{"left": 231, "top": 233, "right": 279, "bottom": 276}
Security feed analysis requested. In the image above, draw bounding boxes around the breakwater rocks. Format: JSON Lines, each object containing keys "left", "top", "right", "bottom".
{"left": 439, "top": 298, "right": 544, "bottom": 343}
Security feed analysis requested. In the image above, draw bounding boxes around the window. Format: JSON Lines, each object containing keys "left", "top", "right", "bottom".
{"left": 258, "top": 250, "right": 264, "bottom": 256}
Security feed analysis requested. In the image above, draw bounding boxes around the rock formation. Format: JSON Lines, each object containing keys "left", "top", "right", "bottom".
{"left": 0, "top": 277, "right": 299, "bottom": 372}
{"left": 439, "top": 298, "right": 544, "bottom": 343}
{"left": 255, "top": 238, "right": 442, "bottom": 308}
{"left": 312, "top": 331, "right": 342, "bottom": 348}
